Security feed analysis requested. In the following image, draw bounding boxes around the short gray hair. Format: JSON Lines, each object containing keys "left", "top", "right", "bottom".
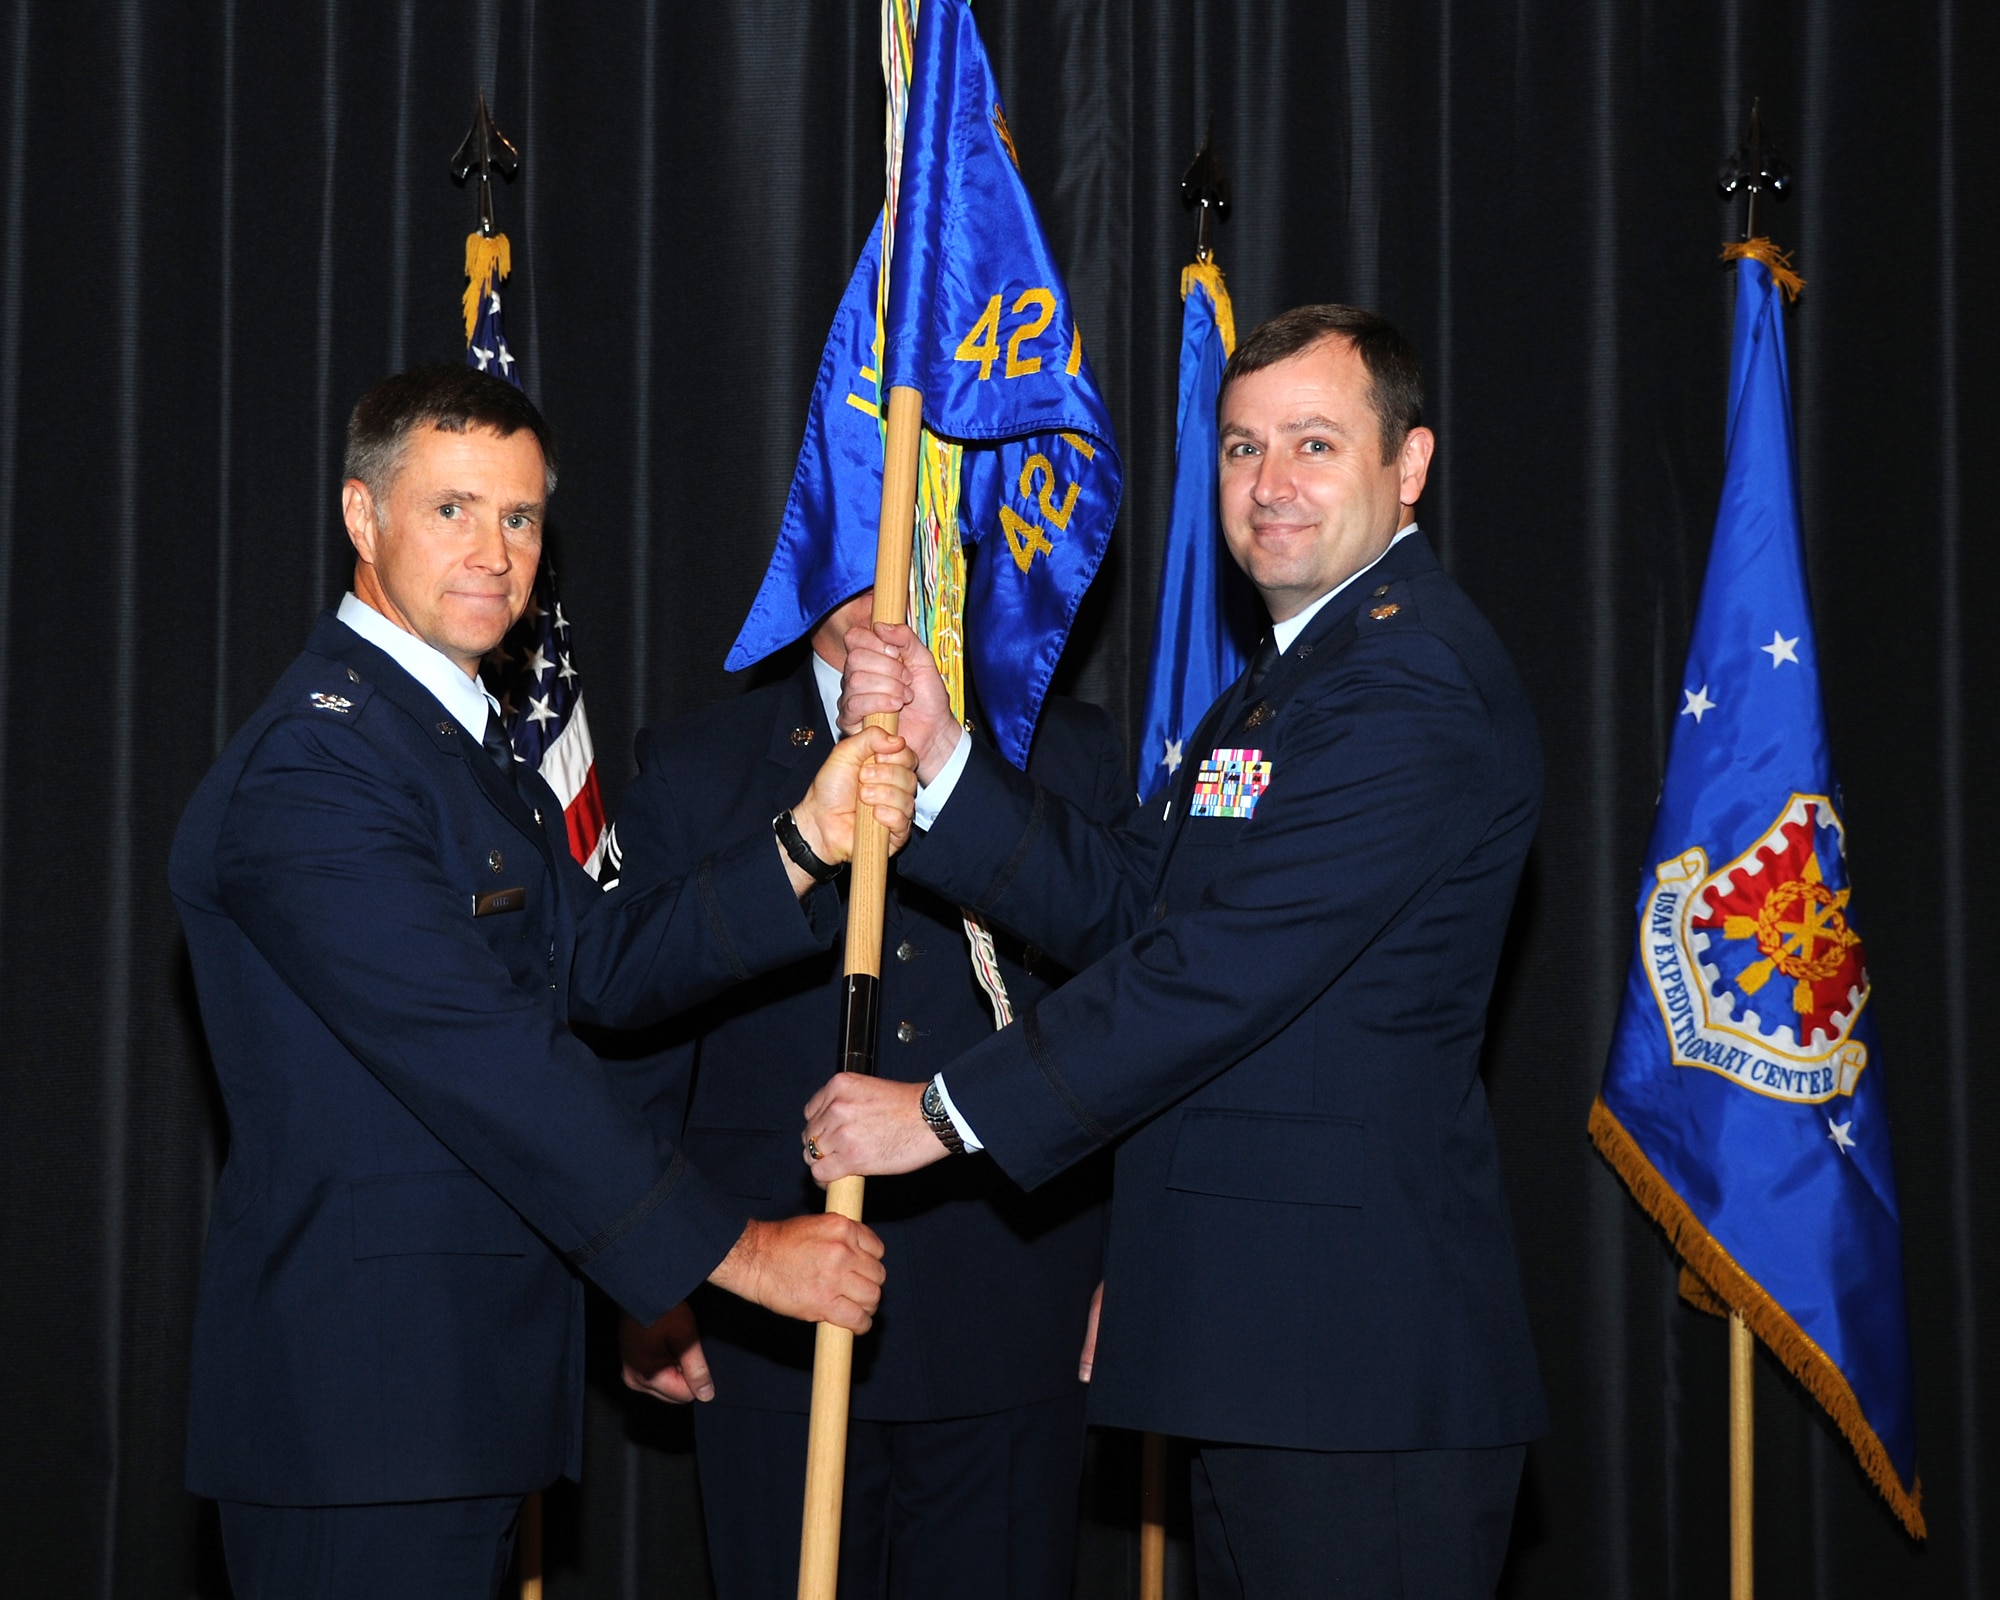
{"left": 344, "top": 364, "right": 559, "bottom": 499}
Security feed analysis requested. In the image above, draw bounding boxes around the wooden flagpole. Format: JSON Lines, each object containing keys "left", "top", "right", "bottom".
{"left": 797, "top": 383, "right": 924, "bottom": 1600}
{"left": 1139, "top": 1432, "right": 1168, "bottom": 1600}
{"left": 518, "top": 1487, "right": 543, "bottom": 1600}
{"left": 1729, "top": 1310, "right": 1754, "bottom": 1599}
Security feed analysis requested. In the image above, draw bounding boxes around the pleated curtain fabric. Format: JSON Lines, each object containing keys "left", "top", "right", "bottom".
{"left": 0, "top": 2, "right": 1994, "bottom": 1596}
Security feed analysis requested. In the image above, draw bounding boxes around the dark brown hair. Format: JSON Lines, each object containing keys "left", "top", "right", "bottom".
{"left": 1220, "top": 304, "right": 1424, "bottom": 463}
{"left": 344, "top": 364, "right": 560, "bottom": 498}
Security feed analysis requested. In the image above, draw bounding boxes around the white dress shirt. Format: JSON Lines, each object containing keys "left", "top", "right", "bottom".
{"left": 336, "top": 592, "right": 502, "bottom": 739}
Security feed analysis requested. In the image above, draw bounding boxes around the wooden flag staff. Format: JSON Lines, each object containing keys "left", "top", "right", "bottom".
{"left": 1139, "top": 1431, "right": 1168, "bottom": 1600}
{"left": 797, "top": 383, "right": 925, "bottom": 1600}
{"left": 1715, "top": 103, "right": 1785, "bottom": 1600}
{"left": 1730, "top": 1311, "right": 1754, "bottom": 1600}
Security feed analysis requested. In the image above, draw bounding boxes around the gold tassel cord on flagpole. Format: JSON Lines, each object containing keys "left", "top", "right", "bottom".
{"left": 1721, "top": 238, "right": 1805, "bottom": 303}
{"left": 1587, "top": 1097, "right": 1926, "bottom": 1538}
{"left": 463, "top": 231, "right": 512, "bottom": 341}
{"left": 1178, "top": 259, "right": 1237, "bottom": 357}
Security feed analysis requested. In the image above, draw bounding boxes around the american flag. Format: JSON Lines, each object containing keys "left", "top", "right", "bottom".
{"left": 466, "top": 232, "right": 611, "bottom": 877}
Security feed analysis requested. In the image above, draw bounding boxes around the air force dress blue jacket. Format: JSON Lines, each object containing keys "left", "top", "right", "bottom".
{"left": 901, "top": 532, "right": 1549, "bottom": 1452}
{"left": 609, "top": 660, "right": 1125, "bottom": 1419}
{"left": 170, "top": 615, "right": 842, "bottom": 1505}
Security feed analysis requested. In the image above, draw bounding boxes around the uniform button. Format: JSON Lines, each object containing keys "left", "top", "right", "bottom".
{"left": 896, "top": 940, "right": 915, "bottom": 963}
{"left": 1374, "top": 584, "right": 1391, "bottom": 597}
{"left": 488, "top": 849, "right": 504, "bottom": 872}
{"left": 548, "top": 942, "right": 556, "bottom": 967}
{"left": 1152, "top": 897, "right": 1167, "bottom": 922}
{"left": 896, "top": 1021, "right": 916, "bottom": 1044}
{"left": 346, "top": 667, "right": 360, "bottom": 683}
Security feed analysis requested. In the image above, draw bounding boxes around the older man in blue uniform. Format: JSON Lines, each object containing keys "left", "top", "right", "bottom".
{"left": 170, "top": 366, "right": 915, "bottom": 1600}
{"left": 611, "top": 586, "right": 1125, "bottom": 1599}
{"left": 807, "top": 307, "right": 1547, "bottom": 1598}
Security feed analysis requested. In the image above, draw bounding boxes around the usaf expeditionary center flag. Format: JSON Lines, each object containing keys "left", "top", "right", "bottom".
{"left": 727, "top": 0, "right": 1121, "bottom": 768}
{"left": 1590, "top": 250, "right": 1922, "bottom": 1536}
{"left": 1135, "top": 260, "right": 1252, "bottom": 801}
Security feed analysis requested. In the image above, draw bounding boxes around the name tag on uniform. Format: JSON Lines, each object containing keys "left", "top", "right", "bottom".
{"left": 1189, "top": 748, "right": 1272, "bottom": 820}
{"left": 473, "top": 886, "right": 527, "bottom": 917}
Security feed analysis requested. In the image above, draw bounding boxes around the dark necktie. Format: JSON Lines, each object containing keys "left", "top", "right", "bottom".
{"left": 1244, "top": 632, "right": 1280, "bottom": 695}
{"left": 481, "top": 708, "right": 516, "bottom": 773}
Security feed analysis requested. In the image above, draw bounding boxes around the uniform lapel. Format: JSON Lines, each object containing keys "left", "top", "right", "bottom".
{"left": 1152, "top": 532, "right": 1441, "bottom": 877}
{"left": 310, "top": 616, "right": 560, "bottom": 881}
{"left": 764, "top": 656, "right": 837, "bottom": 784}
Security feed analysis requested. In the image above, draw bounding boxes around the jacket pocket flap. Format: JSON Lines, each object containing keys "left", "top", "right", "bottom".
{"left": 684, "top": 1127, "right": 781, "bottom": 1201}
{"left": 351, "top": 1170, "right": 535, "bottom": 1258}
{"left": 1165, "top": 1110, "right": 1364, "bottom": 1207}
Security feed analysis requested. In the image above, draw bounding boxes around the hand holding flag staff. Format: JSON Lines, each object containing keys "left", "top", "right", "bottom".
{"left": 1590, "top": 103, "right": 1922, "bottom": 1598}
{"left": 723, "top": 2, "right": 1120, "bottom": 1592}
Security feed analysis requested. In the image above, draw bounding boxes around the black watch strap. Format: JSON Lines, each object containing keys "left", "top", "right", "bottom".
{"left": 922, "top": 1079, "right": 967, "bottom": 1156}
{"left": 773, "top": 808, "right": 842, "bottom": 884}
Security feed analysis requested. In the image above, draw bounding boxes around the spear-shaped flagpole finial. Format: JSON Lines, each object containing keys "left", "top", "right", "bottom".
{"left": 450, "top": 92, "right": 521, "bottom": 238}
{"left": 1717, "top": 97, "right": 1791, "bottom": 242}
{"left": 1181, "top": 113, "right": 1230, "bottom": 265}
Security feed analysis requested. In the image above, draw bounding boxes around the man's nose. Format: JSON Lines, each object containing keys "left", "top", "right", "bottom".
{"left": 466, "top": 512, "right": 513, "bottom": 571}
{"left": 1251, "top": 453, "right": 1294, "bottom": 506}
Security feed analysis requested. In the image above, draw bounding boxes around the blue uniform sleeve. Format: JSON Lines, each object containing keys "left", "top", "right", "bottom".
{"left": 214, "top": 713, "right": 748, "bottom": 1325}
{"left": 920, "top": 634, "right": 1502, "bottom": 1190}
{"left": 899, "top": 734, "right": 1162, "bottom": 975}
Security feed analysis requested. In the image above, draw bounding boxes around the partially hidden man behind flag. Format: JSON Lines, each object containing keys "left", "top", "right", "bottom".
{"left": 1590, "top": 243, "right": 1923, "bottom": 1536}
{"left": 463, "top": 229, "right": 611, "bottom": 875}
{"left": 1134, "top": 258, "right": 1254, "bottom": 801}
{"left": 726, "top": 0, "right": 1120, "bottom": 768}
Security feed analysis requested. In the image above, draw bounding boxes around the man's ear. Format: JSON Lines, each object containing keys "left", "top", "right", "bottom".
{"left": 341, "top": 480, "right": 380, "bottom": 564}
{"left": 1397, "top": 426, "right": 1436, "bottom": 508}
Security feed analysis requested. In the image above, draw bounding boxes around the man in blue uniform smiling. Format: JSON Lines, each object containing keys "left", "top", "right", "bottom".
{"left": 171, "top": 366, "right": 914, "bottom": 1599}
{"left": 807, "top": 308, "right": 1547, "bottom": 1598}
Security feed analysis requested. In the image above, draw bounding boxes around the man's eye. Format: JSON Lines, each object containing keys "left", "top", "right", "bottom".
{"left": 438, "top": 503, "right": 460, "bottom": 518}
{"left": 1302, "top": 439, "right": 1331, "bottom": 454}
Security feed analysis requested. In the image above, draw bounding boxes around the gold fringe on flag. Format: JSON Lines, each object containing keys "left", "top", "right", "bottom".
{"left": 1179, "top": 259, "right": 1237, "bottom": 356}
{"left": 1588, "top": 1096, "right": 1926, "bottom": 1538}
{"left": 462, "top": 231, "right": 512, "bottom": 343}
{"left": 1721, "top": 237, "right": 1805, "bottom": 302}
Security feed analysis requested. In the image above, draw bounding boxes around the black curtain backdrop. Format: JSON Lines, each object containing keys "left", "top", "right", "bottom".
{"left": 3, "top": 1, "right": 1995, "bottom": 1595}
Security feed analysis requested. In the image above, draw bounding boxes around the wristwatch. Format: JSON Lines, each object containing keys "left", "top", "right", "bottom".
{"left": 773, "top": 808, "right": 841, "bottom": 885}
{"left": 921, "top": 1078, "right": 966, "bottom": 1155}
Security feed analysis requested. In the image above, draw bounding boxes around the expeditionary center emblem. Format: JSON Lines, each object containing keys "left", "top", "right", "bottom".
{"left": 308, "top": 692, "right": 355, "bottom": 714}
{"left": 1639, "top": 793, "right": 1869, "bottom": 1104}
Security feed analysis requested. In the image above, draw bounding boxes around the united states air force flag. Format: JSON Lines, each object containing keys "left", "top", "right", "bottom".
{"left": 1590, "top": 248, "right": 1922, "bottom": 1536}
{"left": 1135, "top": 260, "right": 1254, "bottom": 801}
{"left": 726, "top": 0, "right": 1121, "bottom": 768}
